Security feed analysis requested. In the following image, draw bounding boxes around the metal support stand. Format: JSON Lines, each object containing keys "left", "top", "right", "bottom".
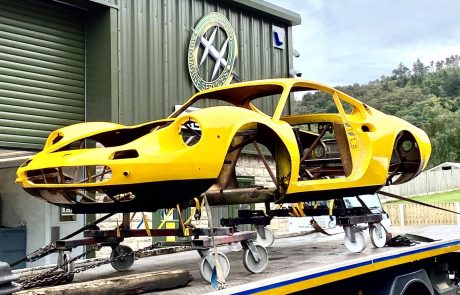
{"left": 122, "top": 213, "right": 130, "bottom": 229}
{"left": 11, "top": 208, "right": 267, "bottom": 290}
{"left": 220, "top": 199, "right": 387, "bottom": 253}
{"left": 0, "top": 261, "right": 20, "bottom": 295}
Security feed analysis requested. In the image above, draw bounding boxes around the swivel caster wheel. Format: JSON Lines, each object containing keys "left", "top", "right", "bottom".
{"left": 227, "top": 242, "right": 243, "bottom": 252}
{"left": 256, "top": 226, "right": 275, "bottom": 248}
{"left": 344, "top": 227, "right": 366, "bottom": 253}
{"left": 243, "top": 244, "right": 269, "bottom": 274}
{"left": 199, "top": 250, "right": 230, "bottom": 283}
{"left": 110, "top": 245, "right": 135, "bottom": 271}
{"left": 370, "top": 223, "right": 387, "bottom": 248}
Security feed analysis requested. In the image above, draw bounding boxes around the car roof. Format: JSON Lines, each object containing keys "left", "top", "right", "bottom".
{"left": 170, "top": 78, "right": 357, "bottom": 119}
{"left": 191, "top": 78, "right": 337, "bottom": 105}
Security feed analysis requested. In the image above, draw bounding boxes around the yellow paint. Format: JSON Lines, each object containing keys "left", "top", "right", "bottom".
{"left": 253, "top": 243, "right": 460, "bottom": 294}
{"left": 184, "top": 207, "right": 195, "bottom": 224}
{"left": 329, "top": 200, "right": 334, "bottom": 216}
{"left": 290, "top": 203, "right": 306, "bottom": 217}
{"left": 16, "top": 78, "right": 431, "bottom": 207}
{"left": 256, "top": 265, "right": 373, "bottom": 295}
{"left": 142, "top": 212, "right": 151, "bottom": 237}
{"left": 176, "top": 204, "right": 190, "bottom": 236}
{"left": 115, "top": 216, "right": 120, "bottom": 238}
{"left": 165, "top": 221, "right": 176, "bottom": 242}
{"left": 157, "top": 209, "right": 174, "bottom": 229}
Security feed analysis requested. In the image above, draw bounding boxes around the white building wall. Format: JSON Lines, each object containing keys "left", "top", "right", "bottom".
{"left": 0, "top": 164, "right": 84, "bottom": 267}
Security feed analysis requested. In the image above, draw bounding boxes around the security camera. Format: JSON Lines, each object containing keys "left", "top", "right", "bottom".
{"left": 293, "top": 49, "right": 300, "bottom": 58}
{"left": 289, "top": 69, "right": 302, "bottom": 78}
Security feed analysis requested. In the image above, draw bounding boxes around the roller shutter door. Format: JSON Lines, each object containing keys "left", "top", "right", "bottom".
{"left": 0, "top": 0, "right": 85, "bottom": 150}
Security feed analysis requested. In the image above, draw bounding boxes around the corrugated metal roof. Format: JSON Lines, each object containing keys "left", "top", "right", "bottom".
{"left": 225, "top": 0, "right": 301, "bottom": 26}
{"left": 89, "top": 0, "right": 120, "bottom": 9}
{"left": 88, "top": 0, "right": 301, "bottom": 26}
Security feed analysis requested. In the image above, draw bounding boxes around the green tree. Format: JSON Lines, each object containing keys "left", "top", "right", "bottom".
{"left": 294, "top": 56, "right": 460, "bottom": 168}
{"left": 412, "top": 58, "right": 428, "bottom": 76}
{"left": 392, "top": 63, "right": 411, "bottom": 86}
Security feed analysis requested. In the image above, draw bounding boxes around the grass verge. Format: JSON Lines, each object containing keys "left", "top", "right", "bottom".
{"left": 384, "top": 189, "right": 460, "bottom": 204}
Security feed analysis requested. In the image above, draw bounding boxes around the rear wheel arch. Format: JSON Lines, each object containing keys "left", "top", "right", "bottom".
{"left": 388, "top": 130, "right": 423, "bottom": 184}
{"left": 389, "top": 269, "right": 434, "bottom": 295}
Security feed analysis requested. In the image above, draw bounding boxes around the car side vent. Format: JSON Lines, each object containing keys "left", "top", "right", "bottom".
{"left": 52, "top": 134, "right": 63, "bottom": 145}
{"left": 113, "top": 149, "right": 139, "bottom": 159}
{"left": 361, "top": 124, "right": 375, "bottom": 132}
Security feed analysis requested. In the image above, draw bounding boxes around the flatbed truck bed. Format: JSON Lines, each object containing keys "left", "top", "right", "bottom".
{"left": 13, "top": 225, "right": 460, "bottom": 295}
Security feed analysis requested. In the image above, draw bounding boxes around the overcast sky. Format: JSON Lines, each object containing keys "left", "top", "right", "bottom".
{"left": 267, "top": 0, "right": 460, "bottom": 86}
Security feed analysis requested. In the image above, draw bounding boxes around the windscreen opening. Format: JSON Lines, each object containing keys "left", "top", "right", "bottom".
{"left": 170, "top": 84, "right": 284, "bottom": 118}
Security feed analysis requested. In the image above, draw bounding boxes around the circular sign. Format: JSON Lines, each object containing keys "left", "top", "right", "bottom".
{"left": 188, "top": 12, "right": 238, "bottom": 91}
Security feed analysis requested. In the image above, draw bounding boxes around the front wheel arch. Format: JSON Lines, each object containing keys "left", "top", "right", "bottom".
{"left": 221, "top": 123, "right": 292, "bottom": 200}
{"left": 255, "top": 124, "right": 292, "bottom": 200}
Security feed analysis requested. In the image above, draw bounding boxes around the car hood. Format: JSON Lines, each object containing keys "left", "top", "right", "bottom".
{"left": 42, "top": 119, "right": 175, "bottom": 153}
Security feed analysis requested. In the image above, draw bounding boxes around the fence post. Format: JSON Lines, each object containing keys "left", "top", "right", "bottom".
{"left": 456, "top": 203, "right": 460, "bottom": 225}
{"left": 399, "top": 204, "right": 405, "bottom": 226}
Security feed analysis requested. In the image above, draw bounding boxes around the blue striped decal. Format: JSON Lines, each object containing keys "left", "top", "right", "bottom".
{"left": 373, "top": 240, "right": 460, "bottom": 263}
{"left": 231, "top": 260, "right": 371, "bottom": 295}
{"left": 229, "top": 239, "right": 460, "bottom": 295}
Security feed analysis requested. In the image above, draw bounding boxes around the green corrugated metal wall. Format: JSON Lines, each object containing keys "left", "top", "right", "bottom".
{"left": 118, "top": 0, "right": 290, "bottom": 125}
{"left": 0, "top": 0, "right": 85, "bottom": 150}
{"left": 0, "top": 0, "right": 294, "bottom": 150}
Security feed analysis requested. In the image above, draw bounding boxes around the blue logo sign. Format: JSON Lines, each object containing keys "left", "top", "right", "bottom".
{"left": 272, "top": 25, "right": 285, "bottom": 50}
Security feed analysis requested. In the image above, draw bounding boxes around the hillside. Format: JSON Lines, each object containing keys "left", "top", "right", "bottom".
{"left": 295, "top": 55, "right": 460, "bottom": 168}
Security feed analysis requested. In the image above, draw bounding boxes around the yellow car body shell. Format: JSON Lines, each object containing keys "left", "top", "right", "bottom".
{"left": 16, "top": 79, "right": 431, "bottom": 212}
